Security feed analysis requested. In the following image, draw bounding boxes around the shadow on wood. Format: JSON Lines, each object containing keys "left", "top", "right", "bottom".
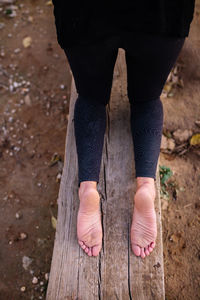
{"left": 46, "top": 48, "right": 165, "bottom": 300}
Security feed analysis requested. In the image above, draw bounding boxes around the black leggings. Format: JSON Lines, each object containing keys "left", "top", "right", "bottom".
{"left": 63, "top": 32, "right": 185, "bottom": 187}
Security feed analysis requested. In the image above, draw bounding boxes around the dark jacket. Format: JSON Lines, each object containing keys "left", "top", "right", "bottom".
{"left": 52, "top": 0, "right": 195, "bottom": 49}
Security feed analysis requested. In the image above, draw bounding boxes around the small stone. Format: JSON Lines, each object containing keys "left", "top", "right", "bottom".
{"left": 20, "top": 286, "right": 26, "bottom": 292}
{"left": 56, "top": 173, "right": 62, "bottom": 180}
{"left": 45, "top": 273, "right": 49, "bottom": 281}
{"left": 14, "top": 48, "right": 21, "bottom": 53}
{"left": 15, "top": 211, "right": 23, "bottom": 219}
{"left": 172, "top": 129, "right": 193, "bottom": 144}
{"left": 8, "top": 116, "right": 13, "bottom": 122}
{"left": 160, "top": 134, "right": 175, "bottom": 151}
{"left": 40, "top": 281, "right": 44, "bottom": 285}
{"left": 32, "top": 276, "right": 38, "bottom": 284}
{"left": 19, "top": 232, "right": 28, "bottom": 240}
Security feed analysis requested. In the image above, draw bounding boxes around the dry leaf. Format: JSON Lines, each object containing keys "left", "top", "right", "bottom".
{"left": 51, "top": 216, "right": 57, "bottom": 230}
{"left": 190, "top": 133, "right": 200, "bottom": 146}
{"left": 22, "top": 36, "right": 32, "bottom": 48}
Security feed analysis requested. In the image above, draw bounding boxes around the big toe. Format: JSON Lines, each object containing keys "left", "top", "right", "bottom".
{"left": 92, "top": 244, "right": 102, "bottom": 256}
{"left": 132, "top": 244, "right": 141, "bottom": 256}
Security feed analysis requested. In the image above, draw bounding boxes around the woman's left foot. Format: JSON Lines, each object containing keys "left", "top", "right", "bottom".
{"left": 131, "top": 178, "right": 157, "bottom": 258}
{"left": 77, "top": 181, "right": 102, "bottom": 257}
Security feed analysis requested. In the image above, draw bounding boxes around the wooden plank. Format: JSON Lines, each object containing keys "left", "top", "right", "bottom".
{"left": 46, "top": 48, "right": 165, "bottom": 300}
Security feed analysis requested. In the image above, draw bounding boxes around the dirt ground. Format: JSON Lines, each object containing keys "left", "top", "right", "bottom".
{"left": 0, "top": 0, "right": 199, "bottom": 299}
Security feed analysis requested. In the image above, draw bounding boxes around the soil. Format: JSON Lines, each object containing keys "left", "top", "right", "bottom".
{"left": 0, "top": 0, "right": 199, "bottom": 299}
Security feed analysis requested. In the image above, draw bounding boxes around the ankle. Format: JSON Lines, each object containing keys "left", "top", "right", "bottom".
{"left": 134, "top": 183, "right": 156, "bottom": 211}
{"left": 79, "top": 181, "right": 97, "bottom": 195}
{"left": 136, "top": 177, "right": 155, "bottom": 189}
{"left": 78, "top": 184, "right": 100, "bottom": 212}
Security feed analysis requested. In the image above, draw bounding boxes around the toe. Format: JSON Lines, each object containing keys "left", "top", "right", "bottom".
{"left": 88, "top": 248, "right": 92, "bottom": 256}
{"left": 81, "top": 243, "right": 86, "bottom": 250}
{"left": 148, "top": 245, "right": 153, "bottom": 252}
{"left": 78, "top": 240, "right": 83, "bottom": 246}
{"left": 150, "top": 241, "right": 156, "bottom": 248}
{"left": 92, "top": 244, "right": 101, "bottom": 256}
{"left": 132, "top": 244, "right": 141, "bottom": 256}
{"left": 144, "top": 247, "right": 150, "bottom": 256}
{"left": 140, "top": 248, "right": 146, "bottom": 259}
{"left": 84, "top": 247, "right": 89, "bottom": 253}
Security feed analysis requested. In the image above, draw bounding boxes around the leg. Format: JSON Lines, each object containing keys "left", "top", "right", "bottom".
{"left": 64, "top": 37, "right": 119, "bottom": 187}
{"left": 63, "top": 37, "right": 119, "bottom": 256}
{"left": 124, "top": 32, "right": 185, "bottom": 258}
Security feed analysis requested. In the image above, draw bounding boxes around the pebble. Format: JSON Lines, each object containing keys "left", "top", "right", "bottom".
{"left": 14, "top": 48, "right": 21, "bottom": 53}
{"left": 19, "top": 232, "right": 27, "bottom": 240}
{"left": 173, "top": 129, "right": 193, "bottom": 144}
{"left": 56, "top": 173, "right": 62, "bottom": 180}
{"left": 32, "top": 276, "right": 38, "bottom": 284}
{"left": 8, "top": 116, "right": 13, "bottom": 122}
{"left": 15, "top": 211, "right": 22, "bottom": 219}
{"left": 45, "top": 273, "right": 49, "bottom": 281}
{"left": 14, "top": 146, "right": 20, "bottom": 151}
{"left": 20, "top": 286, "right": 26, "bottom": 292}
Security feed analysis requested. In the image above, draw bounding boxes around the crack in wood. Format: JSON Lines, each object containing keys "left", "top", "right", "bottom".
{"left": 106, "top": 103, "right": 111, "bottom": 141}
{"left": 127, "top": 223, "right": 133, "bottom": 300}
{"left": 100, "top": 199, "right": 105, "bottom": 254}
{"left": 76, "top": 248, "right": 80, "bottom": 297}
{"left": 98, "top": 253, "right": 102, "bottom": 300}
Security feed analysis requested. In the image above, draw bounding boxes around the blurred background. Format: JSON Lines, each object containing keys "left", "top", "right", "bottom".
{"left": 0, "top": 0, "right": 200, "bottom": 299}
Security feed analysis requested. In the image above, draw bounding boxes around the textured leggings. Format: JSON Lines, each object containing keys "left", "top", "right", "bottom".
{"left": 63, "top": 32, "right": 185, "bottom": 187}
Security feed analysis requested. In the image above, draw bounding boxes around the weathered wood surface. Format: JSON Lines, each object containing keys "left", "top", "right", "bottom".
{"left": 46, "top": 48, "right": 165, "bottom": 300}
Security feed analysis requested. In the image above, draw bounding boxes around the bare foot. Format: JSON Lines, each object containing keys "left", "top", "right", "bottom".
{"left": 77, "top": 181, "right": 102, "bottom": 257}
{"left": 131, "top": 178, "right": 157, "bottom": 259}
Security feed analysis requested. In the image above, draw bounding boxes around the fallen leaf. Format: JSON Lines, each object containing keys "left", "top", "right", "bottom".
{"left": 190, "top": 133, "right": 200, "bottom": 146}
{"left": 22, "top": 36, "right": 32, "bottom": 48}
{"left": 51, "top": 216, "right": 57, "bottom": 230}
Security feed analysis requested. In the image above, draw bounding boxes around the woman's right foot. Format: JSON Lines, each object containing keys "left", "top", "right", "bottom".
{"left": 77, "top": 181, "right": 103, "bottom": 257}
{"left": 131, "top": 178, "right": 157, "bottom": 259}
